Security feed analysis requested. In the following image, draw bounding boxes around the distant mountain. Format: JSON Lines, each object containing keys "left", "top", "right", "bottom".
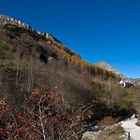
{"left": 130, "top": 78, "right": 140, "bottom": 86}
{"left": 95, "top": 61, "right": 125, "bottom": 79}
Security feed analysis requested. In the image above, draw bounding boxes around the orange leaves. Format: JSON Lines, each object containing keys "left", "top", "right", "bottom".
{"left": 0, "top": 85, "right": 84, "bottom": 139}
{"left": 50, "top": 39, "right": 118, "bottom": 80}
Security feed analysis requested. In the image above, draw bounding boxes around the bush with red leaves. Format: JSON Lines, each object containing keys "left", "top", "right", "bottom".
{"left": 0, "top": 89, "right": 90, "bottom": 140}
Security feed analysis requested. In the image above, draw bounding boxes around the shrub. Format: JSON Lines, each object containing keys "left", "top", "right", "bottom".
{"left": 0, "top": 87, "right": 91, "bottom": 140}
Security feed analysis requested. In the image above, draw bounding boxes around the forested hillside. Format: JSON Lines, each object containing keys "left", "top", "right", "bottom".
{"left": 0, "top": 16, "right": 140, "bottom": 140}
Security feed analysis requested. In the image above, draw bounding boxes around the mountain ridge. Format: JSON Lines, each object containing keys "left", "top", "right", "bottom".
{"left": 0, "top": 15, "right": 123, "bottom": 81}
{"left": 0, "top": 14, "right": 62, "bottom": 44}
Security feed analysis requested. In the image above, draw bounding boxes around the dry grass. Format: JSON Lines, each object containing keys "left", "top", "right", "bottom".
{"left": 96, "top": 125, "right": 125, "bottom": 140}
{"left": 136, "top": 121, "right": 140, "bottom": 127}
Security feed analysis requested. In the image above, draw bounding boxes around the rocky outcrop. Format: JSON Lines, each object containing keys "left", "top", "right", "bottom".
{"left": 0, "top": 15, "right": 30, "bottom": 29}
{"left": 0, "top": 15, "right": 54, "bottom": 40}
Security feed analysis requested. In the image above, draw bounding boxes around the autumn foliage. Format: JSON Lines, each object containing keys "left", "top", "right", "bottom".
{"left": 0, "top": 88, "right": 89, "bottom": 140}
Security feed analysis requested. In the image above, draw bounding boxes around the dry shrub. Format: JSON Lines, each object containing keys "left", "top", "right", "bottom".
{"left": 96, "top": 125, "right": 125, "bottom": 140}
{"left": 98, "top": 116, "right": 118, "bottom": 127}
{"left": 0, "top": 88, "right": 92, "bottom": 140}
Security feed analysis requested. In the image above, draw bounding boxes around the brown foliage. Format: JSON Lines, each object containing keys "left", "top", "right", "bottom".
{"left": 0, "top": 87, "right": 90, "bottom": 140}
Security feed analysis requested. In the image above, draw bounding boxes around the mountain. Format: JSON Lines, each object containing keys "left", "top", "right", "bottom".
{"left": 96, "top": 61, "right": 125, "bottom": 79}
{"left": 0, "top": 14, "right": 135, "bottom": 106}
{"left": 130, "top": 78, "right": 140, "bottom": 86}
{"left": 134, "top": 78, "right": 140, "bottom": 85}
{"left": 0, "top": 15, "right": 125, "bottom": 80}
{"left": 0, "top": 14, "right": 137, "bottom": 108}
{"left": 0, "top": 15, "right": 139, "bottom": 140}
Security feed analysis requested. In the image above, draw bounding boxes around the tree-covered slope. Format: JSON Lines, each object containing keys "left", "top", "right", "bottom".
{"left": 0, "top": 15, "right": 140, "bottom": 140}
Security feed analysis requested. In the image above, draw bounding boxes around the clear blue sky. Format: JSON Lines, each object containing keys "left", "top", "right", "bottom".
{"left": 0, "top": 0, "right": 140, "bottom": 78}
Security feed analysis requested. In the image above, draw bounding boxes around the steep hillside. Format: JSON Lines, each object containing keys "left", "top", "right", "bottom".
{"left": 0, "top": 15, "right": 136, "bottom": 109}
{"left": 0, "top": 15, "right": 139, "bottom": 139}
{"left": 0, "top": 15, "right": 123, "bottom": 104}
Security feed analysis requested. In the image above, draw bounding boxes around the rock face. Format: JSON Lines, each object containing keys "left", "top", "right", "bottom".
{"left": 0, "top": 15, "right": 54, "bottom": 40}
{"left": 96, "top": 61, "right": 125, "bottom": 79}
{"left": 0, "top": 15, "right": 30, "bottom": 29}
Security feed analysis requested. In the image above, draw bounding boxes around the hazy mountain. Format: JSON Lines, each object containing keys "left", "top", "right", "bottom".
{"left": 96, "top": 61, "right": 125, "bottom": 79}
{"left": 130, "top": 78, "right": 140, "bottom": 85}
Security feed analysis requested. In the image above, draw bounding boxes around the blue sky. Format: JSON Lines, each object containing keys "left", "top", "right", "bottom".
{"left": 0, "top": 0, "right": 140, "bottom": 78}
